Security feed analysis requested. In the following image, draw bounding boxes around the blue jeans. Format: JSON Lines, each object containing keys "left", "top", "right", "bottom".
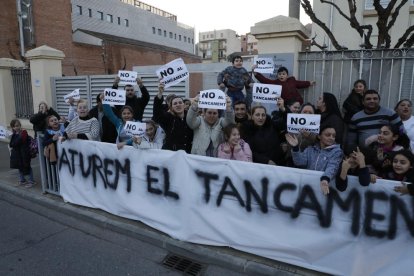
{"left": 227, "top": 90, "right": 245, "bottom": 107}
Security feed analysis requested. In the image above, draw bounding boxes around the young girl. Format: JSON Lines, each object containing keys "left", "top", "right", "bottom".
{"left": 43, "top": 115, "right": 65, "bottom": 164}
{"left": 285, "top": 125, "right": 343, "bottom": 195}
{"left": 132, "top": 120, "right": 165, "bottom": 150}
{"left": 382, "top": 150, "right": 414, "bottom": 196}
{"left": 9, "top": 119, "right": 36, "bottom": 188}
{"left": 218, "top": 124, "right": 252, "bottom": 162}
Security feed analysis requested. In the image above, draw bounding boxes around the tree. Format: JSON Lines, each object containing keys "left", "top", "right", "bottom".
{"left": 301, "top": 0, "right": 414, "bottom": 50}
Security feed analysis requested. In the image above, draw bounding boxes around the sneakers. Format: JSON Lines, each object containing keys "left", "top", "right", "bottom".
{"left": 14, "top": 180, "right": 27, "bottom": 187}
{"left": 24, "top": 181, "right": 37, "bottom": 188}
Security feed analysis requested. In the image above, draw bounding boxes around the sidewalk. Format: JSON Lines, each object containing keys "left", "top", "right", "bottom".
{"left": 0, "top": 141, "right": 321, "bottom": 276}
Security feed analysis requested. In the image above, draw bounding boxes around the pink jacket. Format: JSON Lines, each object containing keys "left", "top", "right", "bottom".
{"left": 217, "top": 139, "right": 252, "bottom": 162}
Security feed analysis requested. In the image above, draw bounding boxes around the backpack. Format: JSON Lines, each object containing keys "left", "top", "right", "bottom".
{"left": 28, "top": 136, "right": 39, "bottom": 158}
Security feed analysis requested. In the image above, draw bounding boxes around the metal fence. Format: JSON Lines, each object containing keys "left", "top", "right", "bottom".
{"left": 37, "top": 134, "right": 60, "bottom": 195}
{"left": 298, "top": 48, "right": 414, "bottom": 110}
{"left": 11, "top": 68, "right": 34, "bottom": 118}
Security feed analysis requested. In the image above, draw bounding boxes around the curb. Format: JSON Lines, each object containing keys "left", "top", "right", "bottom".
{"left": 0, "top": 181, "right": 320, "bottom": 276}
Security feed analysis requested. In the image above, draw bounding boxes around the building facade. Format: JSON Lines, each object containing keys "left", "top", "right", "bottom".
{"left": 197, "top": 29, "right": 241, "bottom": 63}
{"left": 310, "top": 0, "right": 414, "bottom": 50}
{"left": 240, "top": 34, "right": 258, "bottom": 56}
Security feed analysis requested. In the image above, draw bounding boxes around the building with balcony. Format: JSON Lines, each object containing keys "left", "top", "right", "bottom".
{"left": 197, "top": 29, "right": 241, "bottom": 63}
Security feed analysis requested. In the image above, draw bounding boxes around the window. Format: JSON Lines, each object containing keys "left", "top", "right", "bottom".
{"left": 124, "top": 19, "right": 129, "bottom": 27}
{"left": 184, "top": 36, "right": 187, "bottom": 42}
{"left": 174, "top": 33, "right": 177, "bottom": 39}
{"left": 117, "top": 17, "right": 121, "bottom": 25}
{"left": 158, "top": 28, "right": 161, "bottom": 35}
{"left": 169, "top": 32, "right": 173, "bottom": 38}
{"left": 179, "top": 35, "right": 182, "bottom": 41}
{"left": 164, "top": 30, "right": 167, "bottom": 37}
{"left": 153, "top": 27, "right": 156, "bottom": 34}
{"left": 76, "top": 5, "right": 82, "bottom": 15}
{"left": 97, "top": 11, "right": 103, "bottom": 20}
{"left": 88, "top": 8, "right": 92, "bottom": 17}
{"left": 107, "top": 14, "right": 113, "bottom": 23}
{"left": 364, "top": 0, "right": 390, "bottom": 9}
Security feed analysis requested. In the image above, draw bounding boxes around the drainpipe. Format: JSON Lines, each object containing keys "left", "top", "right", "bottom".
{"left": 16, "top": 0, "right": 25, "bottom": 58}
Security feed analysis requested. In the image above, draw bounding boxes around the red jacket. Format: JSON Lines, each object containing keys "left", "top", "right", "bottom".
{"left": 254, "top": 73, "right": 311, "bottom": 105}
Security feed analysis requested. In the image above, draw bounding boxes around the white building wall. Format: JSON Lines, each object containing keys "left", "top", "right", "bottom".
{"left": 71, "top": 0, "right": 195, "bottom": 53}
{"left": 311, "top": 0, "right": 414, "bottom": 50}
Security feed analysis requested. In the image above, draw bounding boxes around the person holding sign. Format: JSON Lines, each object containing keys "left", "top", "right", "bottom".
{"left": 132, "top": 120, "right": 165, "bottom": 150}
{"left": 217, "top": 56, "right": 253, "bottom": 105}
{"left": 63, "top": 99, "right": 100, "bottom": 142}
{"left": 89, "top": 94, "right": 118, "bottom": 143}
{"left": 240, "top": 106, "right": 284, "bottom": 165}
{"left": 285, "top": 125, "right": 343, "bottom": 195}
{"left": 252, "top": 66, "right": 315, "bottom": 105}
{"left": 30, "top": 101, "right": 61, "bottom": 138}
{"left": 153, "top": 83, "right": 193, "bottom": 153}
{"left": 218, "top": 124, "right": 252, "bottom": 162}
{"left": 101, "top": 93, "right": 136, "bottom": 149}
{"left": 186, "top": 95, "right": 234, "bottom": 157}
{"left": 112, "top": 76, "right": 150, "bottom": 121}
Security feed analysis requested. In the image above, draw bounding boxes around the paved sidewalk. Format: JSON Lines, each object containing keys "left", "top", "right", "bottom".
{"left": 0, "top": 141, "right": 321, "bottom": 276}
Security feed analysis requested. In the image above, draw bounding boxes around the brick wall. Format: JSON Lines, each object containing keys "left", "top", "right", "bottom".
{"left": 0, "top": 0, "right": 21, "bottom": 60}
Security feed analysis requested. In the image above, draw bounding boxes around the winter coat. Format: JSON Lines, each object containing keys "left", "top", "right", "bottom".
{"left": 9, "top": 130, "right": 31, "bottom": 174}
{"left": 217, "top": 139, "right": 252, "bottom": 162}
{"left": 133, "top": 126, "right": 165, "bottom": 150}
{"left": 342, "top": 90, "right": 363, "bottom": 123}
{"left": 89, "top": 105, "right": 118, "bottom": 143}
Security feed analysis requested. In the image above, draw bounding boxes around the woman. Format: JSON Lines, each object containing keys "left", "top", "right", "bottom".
{"left": 241, "top": 105, "right": 283, "bottom": 165}
{"left": 132, "top": 120, "right": 165, "bottom": 150}
{"left": 285, "top": 125, "right": 343, "bottom": 195}
{"left": 316, "top": 92, "right": 344, "bottom": 144}
{"left": 297, "top": 103, "right": 318, "bottom": 150}
{"left": 186, "top": 95, "right": 234, "bottom": 157}
{"left": 342, "top": 79, "right": 366, "bottom": 123}
{"left": 63, "top": 99, "right": 100, "bottom": 141}
{"left": 153, "top": 83, "right": 193, "bottom": 153}
{"left": 395, "top": 99, "right": 414, "bottom": 151}
{"left": 29, "top": 101, "right": 61, "bottom": 137}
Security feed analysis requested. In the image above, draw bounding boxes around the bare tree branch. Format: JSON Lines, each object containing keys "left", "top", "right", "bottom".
{"left": 394, "top": 25, "right": 414, "bottom": 48}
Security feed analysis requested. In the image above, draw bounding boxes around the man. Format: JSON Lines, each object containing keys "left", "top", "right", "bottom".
{"left": 347, "top": 89, "right": 404, "bottom": 152}
{"left": 112, "top": 76, "right": 150, "bottom": 121}
{"left": 89, "top": 93, "right": 118, "bottom": 143}
{"left": 233, "top": 100, "right": 249, "bottom": 124}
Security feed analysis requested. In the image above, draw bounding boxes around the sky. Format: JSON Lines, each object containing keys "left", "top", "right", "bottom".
{"left": 142, "top": 0, "right": 311, "bottom": 39}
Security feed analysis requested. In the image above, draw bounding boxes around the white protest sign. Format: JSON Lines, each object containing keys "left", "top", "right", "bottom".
{"left": 198, "top": 89, "right": 227, "bottom": 110}
{"left": 156, "top": 58, "right": 189, "bottom": 89}
{"left": 0, "top": 125, "right": 8, "bottom": 139}
{"left": 253, "top": 57, "right": 274, "bottom": 74}
{"left": 287, "top": 113, "right": 321, "bottom": 134}
{"left": 252, "top": 83, "right": 281, "bottom": 104}
{"left": 102, "top": 88, "right": 126, "bottom": 105}
{"left": 63, "top": 89, "right": 81, "bottom": 103}
{"left": 118, "top": 70, "right": 138, "bottom": 86}
{"left": 124, "top": 121, "right": 146, "bottom": 137}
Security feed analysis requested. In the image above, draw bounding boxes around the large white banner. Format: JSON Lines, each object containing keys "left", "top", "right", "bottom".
{"left": 58, "top": 140, "right": 414, "bottom": 275}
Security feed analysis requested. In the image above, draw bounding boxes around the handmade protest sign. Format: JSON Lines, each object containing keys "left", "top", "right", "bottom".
{"left": 252, "top": 83, "right": 281, "bottom": 104}
{"left": 63, "top": 89, "right": 81, "bottom": 103}
{"left": 253, "top": 57, "right": 274, "bottom": 74}
{"left": 287, "top": 113, "right": 321, "bottom": 134}
{"left": 198, "top": 89, "right": 226, "bottom": 110}
{"left": 118, "top": 70, "right": 138, "bottom": 86}
{"left": 156, "top": 58, "right": 189, "bottom": 89}
{"left": 0, "top": 125, "right": 7, "bottom": 139}
{"left": 102, "top": 88, "right": 126, "bottom": 105}
{"left": 124, "top": 121, "right": 146, "bottom": 137}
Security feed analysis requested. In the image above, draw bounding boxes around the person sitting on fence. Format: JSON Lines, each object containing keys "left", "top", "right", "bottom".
{"left": 100, "top": 94, "right": 136, "bottom": 150}
{"left": 63, "top": 99, "right": 100, "bottom": 142}
{"left": 285, "top": 125, "right": 343, "bottom": 196}
{"left": 42, "top": 115, "right": 65, "bottom": 164}
{"left": 30, "top": 101, "right": 61, "bottom": 138}
{"left": 89, "top": 93, "right": 118, "bottom": 144}
{"left": 132, "top": 120, "right": 165, "bottom": 150}
{"left": 218, "top": 123, "right": 252, "bottom": 162}
{"left": 9, "top": 119, "right": 36, "bottom": 188}
{"left": 152, "top": 83, "right": 193, "bottom": 153}
{"left": 112, "top": 76, "right": 150, "bottom": 122}
{"left": 186, "top": 95, "right": 234, "bottom": 157}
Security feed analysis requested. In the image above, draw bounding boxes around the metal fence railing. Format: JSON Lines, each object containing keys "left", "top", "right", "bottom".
{"left": 11, "top": 68, "right": 34, "bottom": 119}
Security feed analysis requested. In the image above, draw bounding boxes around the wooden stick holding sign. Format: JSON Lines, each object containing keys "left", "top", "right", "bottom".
{"left": 124, "top": 121, "right": 146, "bottom": 137}
{"left": 156, "top": 58, "right": 189, "bottom": 89}
{"left": 253, "top": 57, "right": 275, "bottom": 74}
{"left": 102, "top": 88, "right": 126, "bottom": 105}
{"left": 252, "top": 83, "right": 282, "bottom": 104}
{"left": 197, "top": 89, "right": 227, "bottom": 110}
{"left": 287, "top": 114, "right": 321, "bottom": 134}
{"left": 118, "top": 70, "right": 138, "bottom": 86}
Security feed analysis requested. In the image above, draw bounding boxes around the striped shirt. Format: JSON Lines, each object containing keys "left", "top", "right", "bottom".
{"left": 65, "top": 116, "right": 100, "bottom": 141}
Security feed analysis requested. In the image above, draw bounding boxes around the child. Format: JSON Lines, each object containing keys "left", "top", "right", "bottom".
{"left": 252, "top": 66, "right": 315, "bottom": 105}
{"left": 218, "top": 124, "right": 252, "bottom": 162}
{"left": 382, "top": 150, "right": 414, "bottom": 196}
{"left": 43, "top": 115, "right": 65, "bottom": 164}
{"left": 132, "top": 120, "right": 165, "bottom": 150}
{"left": 9, "top": 119, "right": 36, "bottom": 188}
{"left": 217, "top": 55, "right": 253, "bottom": 104}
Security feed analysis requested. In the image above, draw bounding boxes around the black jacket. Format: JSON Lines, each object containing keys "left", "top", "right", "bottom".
{"left": 112, "top": 83, "right": 150, "bottom": 121}
{"left": 89, "top": 105, "right": 118, "bottom": 143}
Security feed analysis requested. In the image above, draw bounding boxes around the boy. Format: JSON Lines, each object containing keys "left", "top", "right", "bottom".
{"left": 217, "top": 55, "right": 253, "bottom": 105}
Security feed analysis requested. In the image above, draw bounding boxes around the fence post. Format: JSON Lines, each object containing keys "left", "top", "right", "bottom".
{"left": 26, "top": 45, "right": 65, "bottom": 113}
{"left": 0, "top": 58, "right": 25, "bottom": 129}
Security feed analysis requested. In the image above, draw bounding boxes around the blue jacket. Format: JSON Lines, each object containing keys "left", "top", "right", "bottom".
{"left": 291, "top": 144, "right": 343, "bottom": 182}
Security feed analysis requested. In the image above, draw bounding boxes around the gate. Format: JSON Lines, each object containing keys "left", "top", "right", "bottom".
{"left": 11, "top": 68, "right": 34, "bottom": 118}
